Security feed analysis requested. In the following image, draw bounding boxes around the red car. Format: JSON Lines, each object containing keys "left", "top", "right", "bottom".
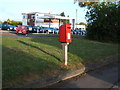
{"left": 16, "top": 26, "right": 28, "bottom": 34}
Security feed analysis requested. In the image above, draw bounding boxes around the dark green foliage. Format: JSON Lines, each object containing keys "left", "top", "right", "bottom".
{"left": 0, "top": 20, "right": 3, "bottom": 24}
{"left": 79, "top": 2, "right": 98, "bottom": 9}
{"left": 60, "top": 12, "right": 70, "bottom": 24}
{"left": 79, "top": 22, "right": 87, "bottom": 26}
{"left": 3, "top": 19, "right": 22, "bottom": 25}
{"left": 10, "top": 20, "right": 22, "bottom": 25}
{"left": 79, "top": 2, "right": 120, "bottom": 43}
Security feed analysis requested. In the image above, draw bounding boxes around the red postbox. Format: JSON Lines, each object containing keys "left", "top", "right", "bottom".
{"left": 59, "top": 24, "right": 72, "bottom": 43}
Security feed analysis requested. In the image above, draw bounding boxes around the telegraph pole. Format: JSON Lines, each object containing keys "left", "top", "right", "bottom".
{"left": 76, "top": 9, "right": 77, "bottom": 29}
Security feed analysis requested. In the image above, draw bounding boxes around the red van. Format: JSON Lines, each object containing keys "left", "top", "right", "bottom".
{"left": 16, "top": 25, "right": 28, "bottom": 34}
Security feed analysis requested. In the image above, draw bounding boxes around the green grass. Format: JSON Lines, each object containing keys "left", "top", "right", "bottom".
{"left": 2, "top": 36, "right": 119, "bottom": 88}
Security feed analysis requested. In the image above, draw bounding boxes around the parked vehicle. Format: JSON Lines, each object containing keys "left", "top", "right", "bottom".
{"left": 26, "top": 26, "right": 33, "bottom": 33}
{"left": 72, "top": 29, "right": 87, "bottom": 35}
{"left": 32, "top": 26, "right": 37, "bottom": 33}
{"left": 0, "top": 24, "right": 2, "bottom": 30}
{"left": 1, "top": 24, "right": 11, "bottom": 30}
{"left": 72, "top": 29, "right": 79, "bottom": 35}
{"left": 76, "top": 29, "right": 82, "bottom": 35}
{"left": 42, "top": 27, "right": 54, "bottom": 34}
{"left": 32, "top": 26, "right": 41, "bottom": 33}
{"left": 16, "top": 25, "right": 28, "bottom": 34}
{"left": 39, "top": 27, "right": 46, "bottom": 33}
{"left": 7, "top": 25, "right": 17, "bottom": 31}
{"left": 50, "top": 28, "right": 59, "bottom": 34}
{"left": 54, "top": 29, "right": 59, "bottom": 34}
{"left": 81, "top": 30, "right": 87, "bottom": 35}
{"left": 75, "top": 29, "right": 87, "bottom": 35}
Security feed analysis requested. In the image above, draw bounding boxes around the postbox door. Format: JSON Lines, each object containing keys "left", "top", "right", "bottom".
{"left": 65, "top": 24, "right": 72, "bottom": 43}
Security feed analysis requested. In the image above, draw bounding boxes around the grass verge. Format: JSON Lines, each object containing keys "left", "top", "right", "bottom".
{"left": 2, "top": 36, "right": 119, "bottom": 88}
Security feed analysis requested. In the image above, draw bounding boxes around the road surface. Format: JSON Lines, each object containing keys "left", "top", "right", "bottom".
{"left": 46, "top": 62, "right": 119, "bottom": 89}
{"left": 0, "top": 30, "right": 83, "bottom": 38}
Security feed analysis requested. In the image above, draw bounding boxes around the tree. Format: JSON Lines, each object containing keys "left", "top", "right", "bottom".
{"left": 3, "top": 19, "right": 11, "bottom": 24}
{"left": 78, "top": 2, "right": 120, "bottom": 43}
{"left": 78, "top": 2, "right": 98, "bottom": 9}
{"left": 3, "top": 21, "right": 8, "bottom": 24}
{"left": 60, "top": 12, "right": 65, "bottom": 17}
{"left": 60, "top": 12, "right": 66, "bottom": 24}
{"left": 10, "top": 20, "right": 22, "bottom": 25}
{"left": 60, "top": 12, "right": 71, "bottom": 24}
{"left": 66, "top": 15, "right": 71, "bottom": 24}
{"left": 3, "top": 19, "right": 22, "bottom": 25}
{"left": 7, "top": 19, "right": 11, "bottom": 24}
{"left": 79, "top": 22, "right": 87, "bottom": 26}
{"left": 0, "top": 20, "right": 2, "bottom": 24}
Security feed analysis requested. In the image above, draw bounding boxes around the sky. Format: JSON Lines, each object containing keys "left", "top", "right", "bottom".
{"left": 0, "top": 0, "right": 87, "bottom": 24}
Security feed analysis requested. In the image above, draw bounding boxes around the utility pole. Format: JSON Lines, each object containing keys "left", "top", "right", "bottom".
{"left": 76, "top": 9, "right": 77, "bottom": 29}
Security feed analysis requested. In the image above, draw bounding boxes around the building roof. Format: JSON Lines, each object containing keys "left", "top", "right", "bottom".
{"left": 22, "top": 12, "right": 59, "bottom": 16}
{"left": 22, "top": 12, "right": 74, "bottom": 19}
{"left": 37, "top": 16, "right": 74, "bottom": 20}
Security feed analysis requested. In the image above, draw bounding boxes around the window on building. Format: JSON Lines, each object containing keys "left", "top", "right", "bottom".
{"left": 23, "top": 16, "right": 26, "bottom": 19}
{"left": 28, "top": 19, "right": 30, "bottom": 23}
{"left": 31, "top": 15, "right": 35, "bottom": 19}
{"left": 44, "top": 19, "right": 50, "bottom": 22}
{"left": 36, "top": 14, "right": 39, "bottom": 16}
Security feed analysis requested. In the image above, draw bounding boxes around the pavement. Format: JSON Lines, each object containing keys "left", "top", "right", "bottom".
{"left": 15, "top": 55, "right": 119, "bottom": 88}
{"left": 46, "top": 61, "right": 119, "bottom": 88}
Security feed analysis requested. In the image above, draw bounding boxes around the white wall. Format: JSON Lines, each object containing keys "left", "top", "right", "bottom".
{"left": 75, "top": 25, "right": 86, "bottom": 30}
{"left": 35, "top": 13, "right": 44, "bottom": 23}
{"left": 22, "top": 15, "right": 27, "bottom": 26}
{"left": 36, "top": 23, "right": 60, "bottom": 28}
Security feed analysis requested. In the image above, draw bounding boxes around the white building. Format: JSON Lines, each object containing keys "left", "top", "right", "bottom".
{"left": 22, "top": 12, "right": 74, "bottom": 29}
{"left": 75, "top": 25, "right": 86, "bottom": 30}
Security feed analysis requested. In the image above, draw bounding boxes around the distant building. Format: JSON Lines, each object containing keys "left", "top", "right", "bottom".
{"left": 75, "top": 25, "right": 86, "bottom": 30}
{"left": 22, "top": 12, "right": 74, "bottom": 28}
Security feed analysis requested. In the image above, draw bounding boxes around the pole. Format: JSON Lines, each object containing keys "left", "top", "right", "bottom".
{"left": 76, "top": 9, "right": 77, "bottom": 29}
{"left": 62, "top": 43, "right": 69, "bottom": 66}
{"left": 72, "top": 19, "right": 75, "bottom": 30}
{"left": 59, "top": 19, "right": 61, "bottom": 27}
{"left": 49, "top": 19, "right": 51, "bottom": 28}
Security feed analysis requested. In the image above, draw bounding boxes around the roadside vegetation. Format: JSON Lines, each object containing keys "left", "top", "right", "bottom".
{"left": 78, "top": 2, "right": 120, "bottom": 43}
{"left": 1, "top": 19, "right": 22, "bottom": 25}
{"left": 2, "top": 36, "right": 119, "bottom": 88}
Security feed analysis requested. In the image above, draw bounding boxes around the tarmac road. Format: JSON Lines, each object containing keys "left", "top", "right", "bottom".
{"left": 46, "top": 62, "right": 119, "bottom": 89}
{"left": 0, "top": 30, "right": 83, "bottom": 38}
{"left": 0, "top": 30, "right": 59, "bottom": 38}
